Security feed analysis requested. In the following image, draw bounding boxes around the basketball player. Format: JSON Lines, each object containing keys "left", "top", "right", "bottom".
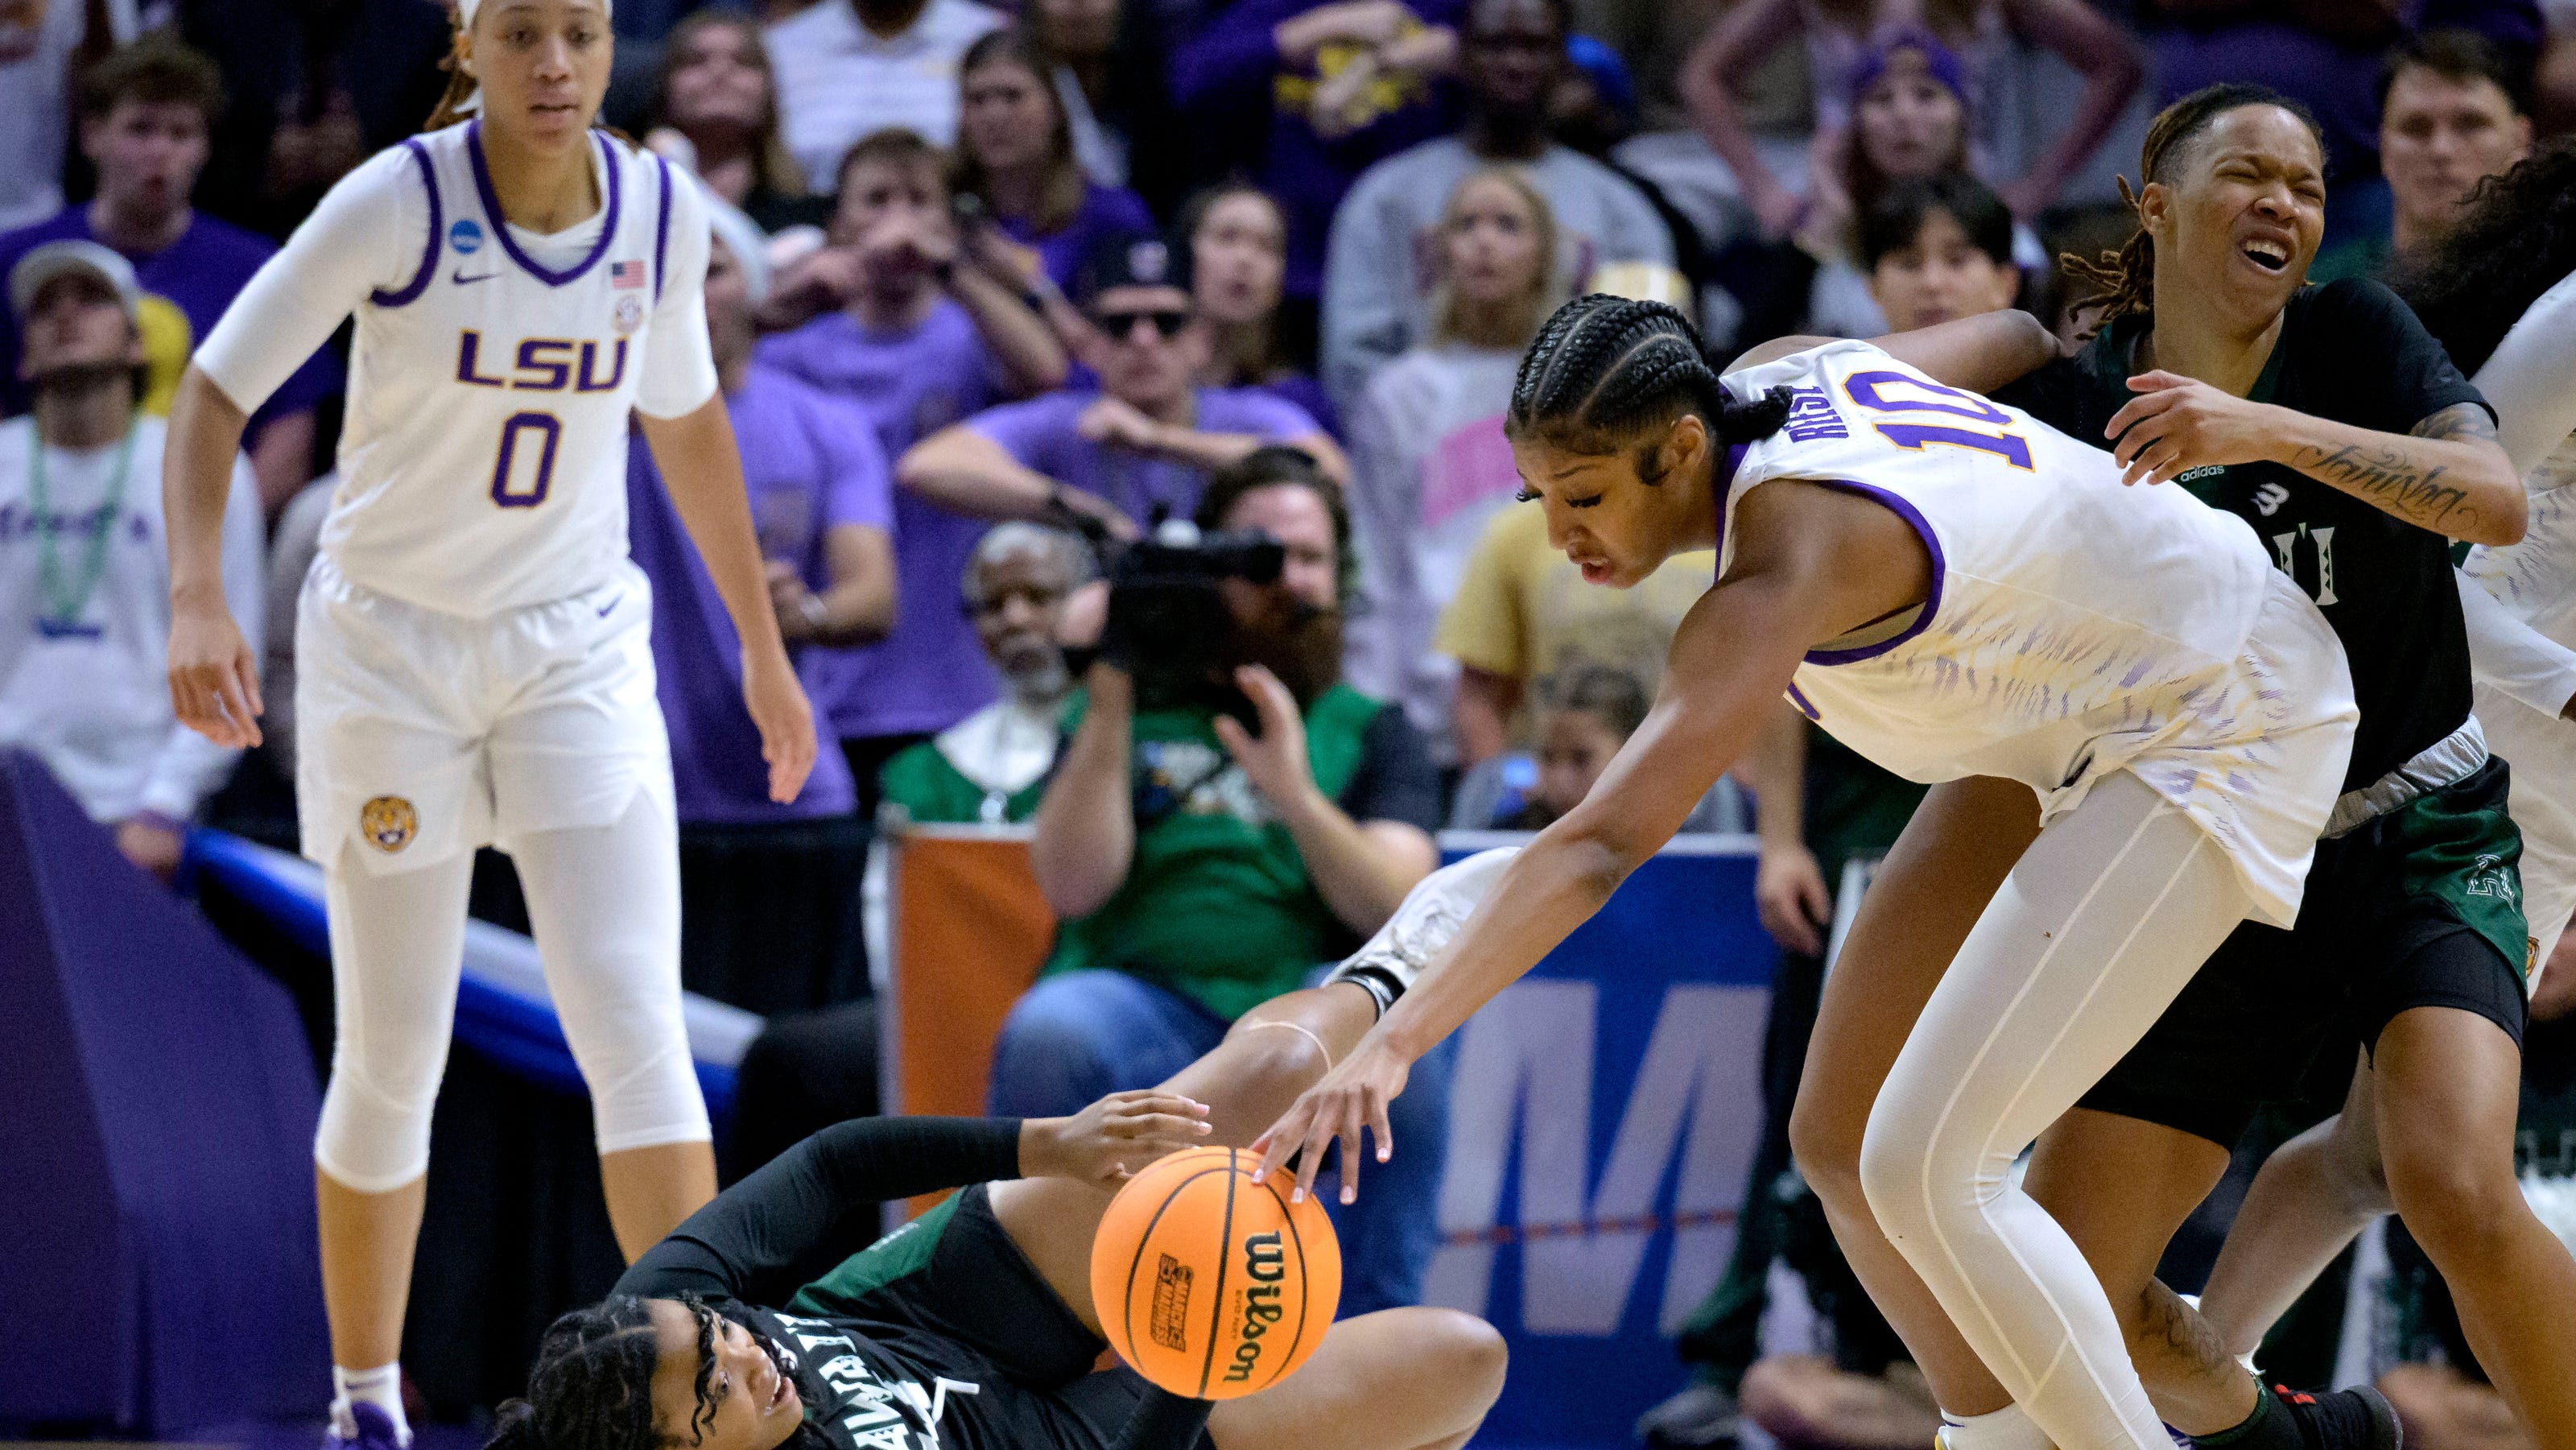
{"left": 1254, "top": 293, "right": 2365, "bottom": 1450}
{"left": 1747, "top": 86, "right": 2563, "bottom": 1450}
{"left": 2188, "top": 136, "right": 2576, "bottom": 1423}
{"left": 490, "top": 1096, "right": 1506, "bottom": 1450}
{"left": 159, "top": 1, "right": 816, "bottom": 1446}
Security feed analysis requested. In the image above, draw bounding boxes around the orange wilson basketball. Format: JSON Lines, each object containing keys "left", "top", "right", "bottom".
{"left": 1090, "top": 1146, "right": 1341, "bottom": 1399}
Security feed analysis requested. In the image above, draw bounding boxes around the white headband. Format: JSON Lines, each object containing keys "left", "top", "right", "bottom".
{"left": 454, "top": 0, "right": 615, "bottom": 37}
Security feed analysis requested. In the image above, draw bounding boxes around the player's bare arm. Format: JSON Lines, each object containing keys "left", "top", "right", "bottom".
{"left": 1728, "top": 311, "right": 2058, "bottom": 394}
{"left": 163, "top": 364, "right": 264, "bottom": 749}
{"left": 2108, "top": 374, "right": 2525, "bottom": 544}
{"left": 641, "top": 397, "right": 819, "bottom": 803}
{"left": 1251, "top": 475, "right": 1930, "bottom": 1203}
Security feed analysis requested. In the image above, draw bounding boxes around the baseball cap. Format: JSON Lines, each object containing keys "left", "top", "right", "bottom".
{"left": 9, "top": 240, "right": 143, "bottom": 324}
{"left": 1075, "top": 231, "right": 1194, "bottom": 309}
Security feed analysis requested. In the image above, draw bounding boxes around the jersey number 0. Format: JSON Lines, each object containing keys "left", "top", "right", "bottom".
{"left": 490, "top": 411, "right": 563, "bottom": 508}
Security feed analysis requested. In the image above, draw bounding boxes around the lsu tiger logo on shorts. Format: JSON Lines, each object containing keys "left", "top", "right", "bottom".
{"left": 359, "top": 795, "right": 419, "bottom": 853}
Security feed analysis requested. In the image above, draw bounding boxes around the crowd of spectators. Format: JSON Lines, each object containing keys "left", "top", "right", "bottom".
{"left": 8, "top": 0, "right": 2576, "bottom": 1444}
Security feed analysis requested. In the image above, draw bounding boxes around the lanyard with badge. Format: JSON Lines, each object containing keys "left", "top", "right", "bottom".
{"left": 27, "top": 422, "right": 135, "bottom": 639}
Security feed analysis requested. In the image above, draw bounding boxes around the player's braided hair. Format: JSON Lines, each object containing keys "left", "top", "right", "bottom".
{"left": 2399, "top": 137, "right": 2576, "bottom": 376}
{"left": 488, "top": 1296, "right": 786, "bottom": 1450}
{"left": 424, "top": 15, "right": 478, "bottom": 132}
{"left": 1505, "top": 295, "right": 1791, "bottom": 473}
{"left": 2060, "top": 84, "right": 2323, "bottom": 337}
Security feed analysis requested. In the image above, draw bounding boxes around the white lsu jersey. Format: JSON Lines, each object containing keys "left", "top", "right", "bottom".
{"left": 1719, "top": 341, "right": 2357, "bottom": 923}
{"left": 199, "top": 121, "right": 719, "bottom": 617}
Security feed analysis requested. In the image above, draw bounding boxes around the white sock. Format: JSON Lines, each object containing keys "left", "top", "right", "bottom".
{"left": 1939, "top": 1403, "right": 2056, "bottom": 1450}
{"left": 332, "top": 1362, "right": 411, "bottom": 1444}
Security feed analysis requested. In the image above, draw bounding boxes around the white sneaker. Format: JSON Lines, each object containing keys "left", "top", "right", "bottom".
{"left": 1324, "top": 847, "right": 1517, "bottom": 1008}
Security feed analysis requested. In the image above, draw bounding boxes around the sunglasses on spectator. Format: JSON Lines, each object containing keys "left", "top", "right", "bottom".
{"left": 1094, "top": 308, "right": 1194, "bottom": 340}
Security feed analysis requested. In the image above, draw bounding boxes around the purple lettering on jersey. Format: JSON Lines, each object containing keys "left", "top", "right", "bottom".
{"left": 1782, "top": 386, "right": 1848, "bottom": 443}
{"left": 513, "top": 338, "right": 575, "bottom": 390}
{"left": 576, "top": 340, "right": 628, "bottom": 393}
{"left": 456, "top": 330, "right": 508, "bottom": 387}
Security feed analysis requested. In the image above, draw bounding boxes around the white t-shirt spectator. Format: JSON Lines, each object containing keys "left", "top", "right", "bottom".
{"left": 1341, "top": 343, "right": 1524, "bottom": 754}
{"left": 0, "top": 415, "right": 263, "bottom": 822}
{"left": 1322, "top": 138, "right": 1674, "bottom": 412}
{"left": 767, "top": 0, "right": 1006, "bottom": 185}
{"left": 0, "top": 0, "right": 124, "bottom": 231}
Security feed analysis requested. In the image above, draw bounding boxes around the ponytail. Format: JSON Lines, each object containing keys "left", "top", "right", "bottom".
{"left": 424, "top": 16, "right": 477, "bottom": 131}
{"left": 1505, "top": 294, "right": 1791, "bottom": 466}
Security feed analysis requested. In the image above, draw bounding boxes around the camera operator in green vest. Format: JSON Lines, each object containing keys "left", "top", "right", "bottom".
{"left": 990, "top": 444, "right": 1447, "bottom": 1313}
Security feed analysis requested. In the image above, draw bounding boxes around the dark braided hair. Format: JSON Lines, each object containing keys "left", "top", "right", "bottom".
{"left": 1505, "top": 295, "right": 1791, "bottom": 477}
{"left": 2397, "top": 137, "right": 2576, "bottom": 377}
{"left": 2059, "top": 84, "right": 2324, "bottom": 336}
{"left": 488, "top": 1296, "right": 778, "bottom": 1450}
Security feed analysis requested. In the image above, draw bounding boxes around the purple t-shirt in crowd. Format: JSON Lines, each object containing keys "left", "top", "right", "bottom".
{"left": 625, "top": 363, "right": 889, "bottom": 824}
{"left": 997, "top": 183, "right": 1157, "bottom": 291}
{"left": 968, "top": 385, "right": 1324, "bottom": 523}
{"left": 0, "top": 207, "right": 341, "bottom": 428}
{"left": 1169, "top": 0, "right": 1464, "bottom": 300}
{"left": 754, "top": 298, "right": 1008, "bottom": 740}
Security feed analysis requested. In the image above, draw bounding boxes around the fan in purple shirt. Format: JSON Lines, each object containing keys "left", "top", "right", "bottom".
{"left": 954, "top": 28, "right": 1160, "bottom": 293}
{"left": 628, "top": 226, "right": 894, "bottom": 1011}
{"left": 1169, "top": 0, "right": 1466, "bottom": 304}
{"left": 755, "top": 127, "right": 1072, "bottom": 795}
{"left": 901, "top": 230, "right": 1347, "bottom": 535}
{"left": 0, "top": 36, "right": 341, "bottom": 518}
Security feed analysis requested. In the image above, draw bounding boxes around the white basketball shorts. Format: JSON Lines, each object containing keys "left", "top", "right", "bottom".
{"left": 295, "top": 553, "right": 673, "bottom": 875}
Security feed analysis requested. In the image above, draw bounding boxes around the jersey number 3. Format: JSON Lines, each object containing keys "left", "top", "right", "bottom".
{"left": 490, "top": 411, "right": 563, "bottom": 508}
{"left": 1842, "top": 371, "right": 2033, "bottom": 470}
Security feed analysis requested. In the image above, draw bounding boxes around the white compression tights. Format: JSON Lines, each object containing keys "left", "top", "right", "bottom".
{"left": 313, "top": 795, "right": 707, "bottom": 1192}
{"left": 1857, "top": 771, "right": 2257, "bottom": 1450}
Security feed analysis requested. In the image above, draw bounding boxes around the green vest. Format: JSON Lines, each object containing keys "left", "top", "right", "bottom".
{"left": 1044, "top": 683, "right": 1382, "bottom": 1021}
{"left": 878, "top": 738, "right": 1050, "bottom": 825}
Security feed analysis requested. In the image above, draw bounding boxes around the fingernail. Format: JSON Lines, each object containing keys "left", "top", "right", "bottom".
{"left": 1290, "top": 1187, "right": 1304, "bottom": 1202}
{"left": 1378, "top": 1146, "right": 1390, "bottom": 1161}
{"left": 1342, "top": 1187, "right": 1356, "bottom": 1204}
{"left": 1196, "top": 1122, "right": 1212, "bottom": 1133}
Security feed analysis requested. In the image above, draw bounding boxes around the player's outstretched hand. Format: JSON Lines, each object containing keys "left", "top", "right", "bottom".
{"left": 167, "top": 592, "right": 263, "bottom": 749}
{"left": 1023, "top": 1089, "right": 1213, "bottom": 1184}
{"left": 1250, "top": 1030, "right": 1410, "bottom": 1204}
{"left": 742, "top": 646, "right": 818, "bottom": 803}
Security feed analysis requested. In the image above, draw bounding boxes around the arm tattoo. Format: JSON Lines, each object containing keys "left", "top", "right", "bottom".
{"left": 2409, "top": 401, "right": 2499, "bottom": 445}
{"left": 2281, "top": 403, "right": 2494, "bottom": 535}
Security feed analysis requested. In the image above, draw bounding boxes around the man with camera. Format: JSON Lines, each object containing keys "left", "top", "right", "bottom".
{"left": 993, "top": 445, "right": 1449, "bottom": 1313}
{"left": 898, "top": 233, "right": 1348, "bottom": 538}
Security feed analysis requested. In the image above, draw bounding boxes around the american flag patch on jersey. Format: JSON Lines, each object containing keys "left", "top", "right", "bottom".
{"left": 610, "top": 260, "right": 646, "bottom": 289}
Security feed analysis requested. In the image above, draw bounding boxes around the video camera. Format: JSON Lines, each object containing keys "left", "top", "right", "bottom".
{"left": 1076, "top": 509, "right": 1286, "bottom": 717}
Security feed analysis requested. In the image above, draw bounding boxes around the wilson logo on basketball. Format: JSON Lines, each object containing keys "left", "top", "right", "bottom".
{"left": 1149, "top": 1254, "right": 1193, "bottom": 1350}
{"left": 1221, "top": 1233, "right": 1287, "bottom": 1383}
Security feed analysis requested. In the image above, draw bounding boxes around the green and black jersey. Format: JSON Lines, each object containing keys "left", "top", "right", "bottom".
{"left": 1998, "top": 278, "right": 2491, "bottom": 790}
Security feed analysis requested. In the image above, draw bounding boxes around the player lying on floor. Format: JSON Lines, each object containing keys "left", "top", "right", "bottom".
{"left": 488, "top": 1081, "right": 1505, "bottom": 1450}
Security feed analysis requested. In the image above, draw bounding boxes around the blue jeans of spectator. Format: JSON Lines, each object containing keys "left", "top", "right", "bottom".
{"left": 985, "top": 968, "right": 1455, "bottom": 1316}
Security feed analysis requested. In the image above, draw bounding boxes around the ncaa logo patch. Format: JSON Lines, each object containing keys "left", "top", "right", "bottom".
{"left": 359, "top": 795, "right": 419, "bottom": 853}
{"left": 449, "top": 218, "right": 485, "bottom": 254}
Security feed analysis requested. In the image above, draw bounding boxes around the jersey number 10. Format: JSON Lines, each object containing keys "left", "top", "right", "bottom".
{"left": 1842, "top": 371, "right": 2034, "bottom": 470}
{"left": 490, "top": 411, "right": 563, "bottom": 508}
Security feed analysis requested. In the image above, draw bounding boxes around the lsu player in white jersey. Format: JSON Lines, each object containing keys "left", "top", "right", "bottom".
{"left": 159, "top": 0, "right": 817, "bottom": 1445}
{"left": 1253, "top": 295, "right": 2359, "bottom": 1450}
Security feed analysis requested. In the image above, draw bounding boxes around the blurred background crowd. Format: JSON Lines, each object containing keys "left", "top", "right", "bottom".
{"left": 6, "top": 0, "right": 2576, "bottom": 1445}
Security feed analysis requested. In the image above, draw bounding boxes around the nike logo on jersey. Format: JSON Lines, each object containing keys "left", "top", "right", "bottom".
{"left": 595, "top": 593, "right": 621, "bottom": 617}
{"left": 453, "top": 270, "right": 496, "bottom": 284}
